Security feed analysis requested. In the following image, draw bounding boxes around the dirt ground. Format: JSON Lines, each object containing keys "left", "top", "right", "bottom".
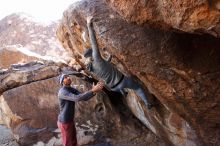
{"left": 0, "top": 125, "right": 19, "bottom": 146}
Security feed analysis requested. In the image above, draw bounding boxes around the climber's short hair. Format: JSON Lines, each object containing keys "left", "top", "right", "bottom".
{"left": 83, "top": 48, "right": 93, "bottom": 58}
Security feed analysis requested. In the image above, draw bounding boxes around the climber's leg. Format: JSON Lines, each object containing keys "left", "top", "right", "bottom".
{"left": 111, "top": 84, "right": 127, "bottom": 96}
{"left": 119, "top": 76, "right": 153, "bottom": 109}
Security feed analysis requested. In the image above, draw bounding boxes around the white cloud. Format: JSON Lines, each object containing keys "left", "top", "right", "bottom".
{"left": 0, "top": 0, "right": 80, "bottom": 22}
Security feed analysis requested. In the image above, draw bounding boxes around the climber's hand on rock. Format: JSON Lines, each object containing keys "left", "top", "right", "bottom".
{"left": 87, "top": 16, "right": 94, "bottom": 26}
{"left": 97, "top": 81, "right": 104, "bottom": 87}
{"left": 92, "top": 82, "right": 104, "bottom": 93}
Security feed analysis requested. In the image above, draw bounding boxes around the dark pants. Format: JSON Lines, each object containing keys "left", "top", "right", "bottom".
{"left": 111, "top": 76, "right": 149, "bottom": 106}
{"left": 57, "top": 121, "right": 77, "bottom": 146}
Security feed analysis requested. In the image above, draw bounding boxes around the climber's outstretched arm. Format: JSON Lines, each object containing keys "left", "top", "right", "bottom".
{"left": 87, "top": 16, "right": 102, "bottom": 61}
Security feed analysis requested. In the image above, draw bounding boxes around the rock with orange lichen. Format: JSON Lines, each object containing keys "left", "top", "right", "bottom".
{"left": 57, "top": 0, "right": 220, "bottom": 145}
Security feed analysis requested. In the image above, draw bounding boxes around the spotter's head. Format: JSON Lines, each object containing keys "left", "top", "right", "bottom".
{"left": 59, "top": 74, "right": 72, "bottom": 86}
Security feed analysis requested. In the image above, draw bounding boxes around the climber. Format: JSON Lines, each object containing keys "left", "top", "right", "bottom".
{"left": 57, "top": 73, "right": 104, "bottom": 146}
{"left": 84, "top": 16, "right": 154, "bottom": 109}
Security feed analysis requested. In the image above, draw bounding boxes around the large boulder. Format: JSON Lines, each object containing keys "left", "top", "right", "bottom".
{"left": 57, "top": 0, "right": 220, "bottom": 146}
{"left": 0, "top": 46, "right": 38, "bottom": 69}
{"left": 0, "top": 62, "right": 62, "bottom": 145}
{"left": 0, "top": 125, "right": 19, "bottom": 146}
{"left": 0, "top": 61, "right": 61, "bottom": 94}
{"left": 105, "top": 0, "right": 220, "bottom": 37}
{"left": 0, "top": 77, "right": 60, "bottom": 145}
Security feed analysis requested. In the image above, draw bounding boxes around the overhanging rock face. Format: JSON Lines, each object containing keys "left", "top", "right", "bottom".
{"left": 106, "top": 0, "right": 220, "bottom": 37}
{"left": 57, "top": 0, "right": 220, "bottom": 145}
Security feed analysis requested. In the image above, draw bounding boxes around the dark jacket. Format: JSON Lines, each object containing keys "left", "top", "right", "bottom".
{"left": 58, "top": 86, "right": 94, "bottom": 123}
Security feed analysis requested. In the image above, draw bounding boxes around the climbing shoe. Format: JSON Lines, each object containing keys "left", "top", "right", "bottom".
{"left": 120, "top": 90, "right": 128, "bottom": 97}
{"left": 147, "top": 103, "right": 154, "bottom": 110}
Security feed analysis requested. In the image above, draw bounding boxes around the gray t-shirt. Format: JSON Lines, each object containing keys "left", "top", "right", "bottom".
{"left": 89, "top": 58, "right": 123, "bottom": 89}
{"left": 58, "top": 86, "right": 94, "bottom": 123}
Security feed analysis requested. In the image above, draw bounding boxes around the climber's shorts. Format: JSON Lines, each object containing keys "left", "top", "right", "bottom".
{"left": 57, "top": 121, "right": 77, "bottom": 146}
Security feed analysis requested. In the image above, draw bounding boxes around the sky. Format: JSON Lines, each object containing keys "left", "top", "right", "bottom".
{"left": 0, "top": 0, "right": 80, "bottom": 22}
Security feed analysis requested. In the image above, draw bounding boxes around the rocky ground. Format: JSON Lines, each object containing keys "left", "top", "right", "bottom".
{"left": 0, "top": 125, "right": 19, "bottom": 146}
